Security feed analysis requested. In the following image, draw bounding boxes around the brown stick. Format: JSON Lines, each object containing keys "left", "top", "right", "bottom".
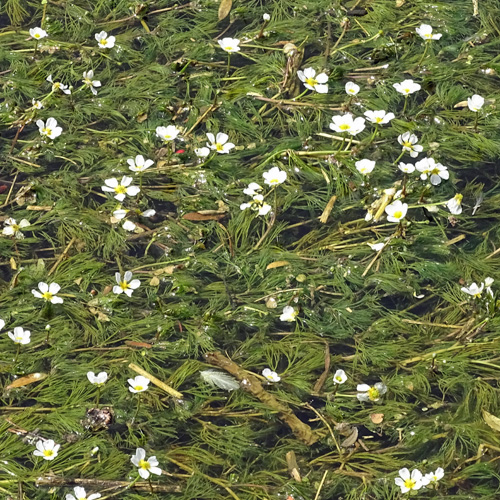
{"left": 128, "top": 363, "right": 183, "bottom": 399}
{"left": 36, "top": 476, "right": 180, "bottom": 493}
{"left": 312, "top": 342, "right": 331, "bottom": 394}
{"left": 48, "top": 237, "right": 76, "bottom": 276}
{"left": 205, "top": 351, "right": 318, "bottom": 445}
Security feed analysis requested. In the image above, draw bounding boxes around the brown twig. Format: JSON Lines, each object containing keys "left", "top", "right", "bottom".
{"left": 205, "top": 351, "right": 319, "bottom": 444}
{"left": 36, "top": 476, "right": 180, "bottom": 493}
{"left": 128, "top": 363, "right": 183, "bottom": 399}
{"left": 312, "top": 342, "right": 331, "bottom": 394}
{"left": 48, "top": 237, "right": 76, "bottom": 276}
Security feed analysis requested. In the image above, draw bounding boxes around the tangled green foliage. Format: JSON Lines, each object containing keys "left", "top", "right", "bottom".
{"left": 2, "top": 0, "right": 500, "bottom": 499}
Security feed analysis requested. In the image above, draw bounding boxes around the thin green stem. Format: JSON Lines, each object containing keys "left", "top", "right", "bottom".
{"left": 95, "top": 386, "right": 101, "bottom": 407}
{"left": 368, "top": 124, "right": 379, "bottom": 144}
{"left": 294, "top": 89, "right": 309, "bottom": 100}
{"left": 393, "top": 149, "right": 405, "bottom": 166}
{"left": 402, "top": 96, "right": 408, "bottom": 115}
{"left": 132, "top": 395, "right": 141, "bottom": 422}
{"left": 417, "top": 41, "right": 429, "bottom": 66}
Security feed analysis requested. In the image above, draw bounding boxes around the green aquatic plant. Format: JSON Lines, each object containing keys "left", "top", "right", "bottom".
{"left": 2, "top": 0, "right": 500, "bottom": 499}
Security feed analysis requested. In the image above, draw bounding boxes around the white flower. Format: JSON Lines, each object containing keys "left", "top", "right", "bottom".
{"left": 357, "top": 382, "right": 387, "bottom": 402}
{"left": 424, "top": 467, "right": 444, "bottom": 485}
{"left": 32, "top": 282, "right": 64, "bottom": 304}
{"left": 398, "top": 162, "right": 415, "bottom": 173}
{"left": 263, "top": 13, "right": 270, "bottom": 21}
{"left": 66, "top": 487, "right": 101, "bottom": 500}
{"left": 484, "top": 277, "right": 494, "bottom": 287}
{"left": 128, "top": 154, "right": 154, "bottom": 173}
{"left": 46, "top": 75, "right": 71, "bottom": 95}
{"left": 87, "top": 371, "right": 108, "bottom": 386}
{"left": 195, "top": 147, "right": 210, "bottom": 158}
{"left": 113, "top": 208, "right": 129, "bottom": 220}
{"left": 461, "top": 282, "right": 484, "bottom": 298}
{"left": 297, "top": 68, "right": 329, "bottom": 94}
{"left": 367, "top": 242, "right": 385, "bottom": 251}
{"left": 206, "top": 132, "right": 235, "bottom": 154}
{"left": 280, "top": 305, "right": 298, "bottom": 322}
{"left": 415, "top": 158, "right": 449, "bottom": 185}
{"left": 2, "top": 218, "right": 30, "bottom": 239}
{"left": 447, "top": 193, "right": 463, "bottom": 215}
{"left": 385, "top": 200, "right": 408, "bottom": 223}
{"left": 8, "top": 326, "right": 31, "bottom": 345}
{"left": 263, "top": 166, "right": 287, "bottom": 186}
{"left": 218, "top": 37, "right": 240, "bottom": 53}
{"left": 131, "top": 448, "right": 162, "bottom": 479}
{"left": 37, "top": 117, "right": 63, "bottom": 139}
{"left": 128, "top": 375, "right": 150, "bottom": 393}
{"left": 240, "top": 194, "right": 272, "bottom": 216}
{"left": 345, "top": 81, "right": 360, "bottom": 95}
{"left": 82, "top": 70, "right": 101, "bottom": 96}
{"left": 364, "top": 110, "right": 395, "bottom": 125}
{"left": 262, "top": 368, "right": 280, "bottom": 382}
{"left": 101, "top": 176, "right": 140, "bottom": 202}
{"left": 416, "top": 24, "right": 442, "bottom": 40}
{"left": 122, "top": 220, "right": 136, "bottom": 232}
{"left": 29, "top": 27, "right": 48, "bottom": 39}
{"left": 141, "top": 209, "right": 156, "bottom": 218}
{"left": 156, "top": 125, "right": 180, "bottom": 141}
{"left": 243, "top": 182, "right": 262, "bottom": 196}
{"left": 395, "top": 468, "right": 424, "bottom": 494}
{"left": 113, "top": 271, "right": 140, "bottom": 297}
{"left": 33, "top": 439, "right": 60, "bottom": 460}
{"left": 355, "top": 159, "right": 375, "bottom": 175}
{"left": 0, "top": 318, "right": 4, "bottom": 330}
{"left": 398, "top": 132, "right": 423, "bottom": 158}
{"left": 31, "top": 99, "right": 43, "bottom": 109}
{"left": 333, "top": 369, "right": 347, "bottom": 384}
{"left": 95, "top": 31, "right": 115, "bottom": 49}
{"left": 467, "top": 94, "right": 484, "bottom": 112}
{"left": 329, "top": 114, "right": 366, "bottom": 136}
{"left": 393, "top": 79, "right": 421, "bottom": 96}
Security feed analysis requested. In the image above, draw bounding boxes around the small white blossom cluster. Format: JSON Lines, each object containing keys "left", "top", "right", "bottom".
{"left": 395, "top": 467, "right": 444, "bottom": 493}
{"left": 240, "top": 167, "right": 287, "bottom": 216}
{"left": 461, "top": 277, "right": 494, "bottom": 299}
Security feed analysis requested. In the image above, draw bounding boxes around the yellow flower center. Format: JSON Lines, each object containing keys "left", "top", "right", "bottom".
{"left": 115, "top": 185, "right": 127, "bottom": 194}
{"left": 34, "top": 33, "right": 41, "bottom": 39}
{"left": 403, "top": 141, "right": 413, "bottom": 148}
{"left": 375, "top": 117, "right": 383, "bottom": 123}
{"left": 215, "top": 143, "right": 224, "bottom": 151}
{"left": 12, "top": 224, "right": 19, "bottom": 231}
{"left": 404, "top": 88, "right": 410, "bottom": 93}
{"left": 367, "top": 387, "right": 380, "bottom": 400}
{"left": 404, "top": 478, "right": 416, "bottom": 489}
{"left": 305, "top": 77, "right": 317, "bottom": 87}
{"left": 474, "top": 292, "right": 482, "bottom": 298}
{"left": 42, "top": 127, "right": 52, "bottom": 136}
{"left": 335, "top": 376, "right": 343, "bottom": 382}
{"left": 43, "top": 449, "right": 54, "bottom": 457}
{"left": 42, "top": 292, "right": 53, "bottom": 301}
{"left": 54, "top": 82, "right": 61, "bottom": 89}
{"left": 392, "top": 211, "right": 403, "bottom": 219}
{"left": 339, "top": 124, "right": 350, "bottom": 130}
{"left": 424, "top": 34, "right": 432, "bottom": 39}
{"left": 139, "top": 459, "right": 150, "bottom": 470}
{"left": 100, "top": 39, "right": 108, "bottom": 45}
{"left": 225, "top": 46, "right": 233, "bottom": 51}
{"left": 134, "top": 385, "right": 143, "bottom": 391}
{"left": 119, "top": 281, "right": 130, "bottom": 290}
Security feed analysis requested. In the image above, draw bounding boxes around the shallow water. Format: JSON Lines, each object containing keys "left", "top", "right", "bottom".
{"left": 2, "top": 1, "right": 500, "bottom": 499}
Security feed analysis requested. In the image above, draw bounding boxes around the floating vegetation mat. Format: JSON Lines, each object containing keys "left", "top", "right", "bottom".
{"left": 2, "top": 0, "right": 500, "bottom": 498}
